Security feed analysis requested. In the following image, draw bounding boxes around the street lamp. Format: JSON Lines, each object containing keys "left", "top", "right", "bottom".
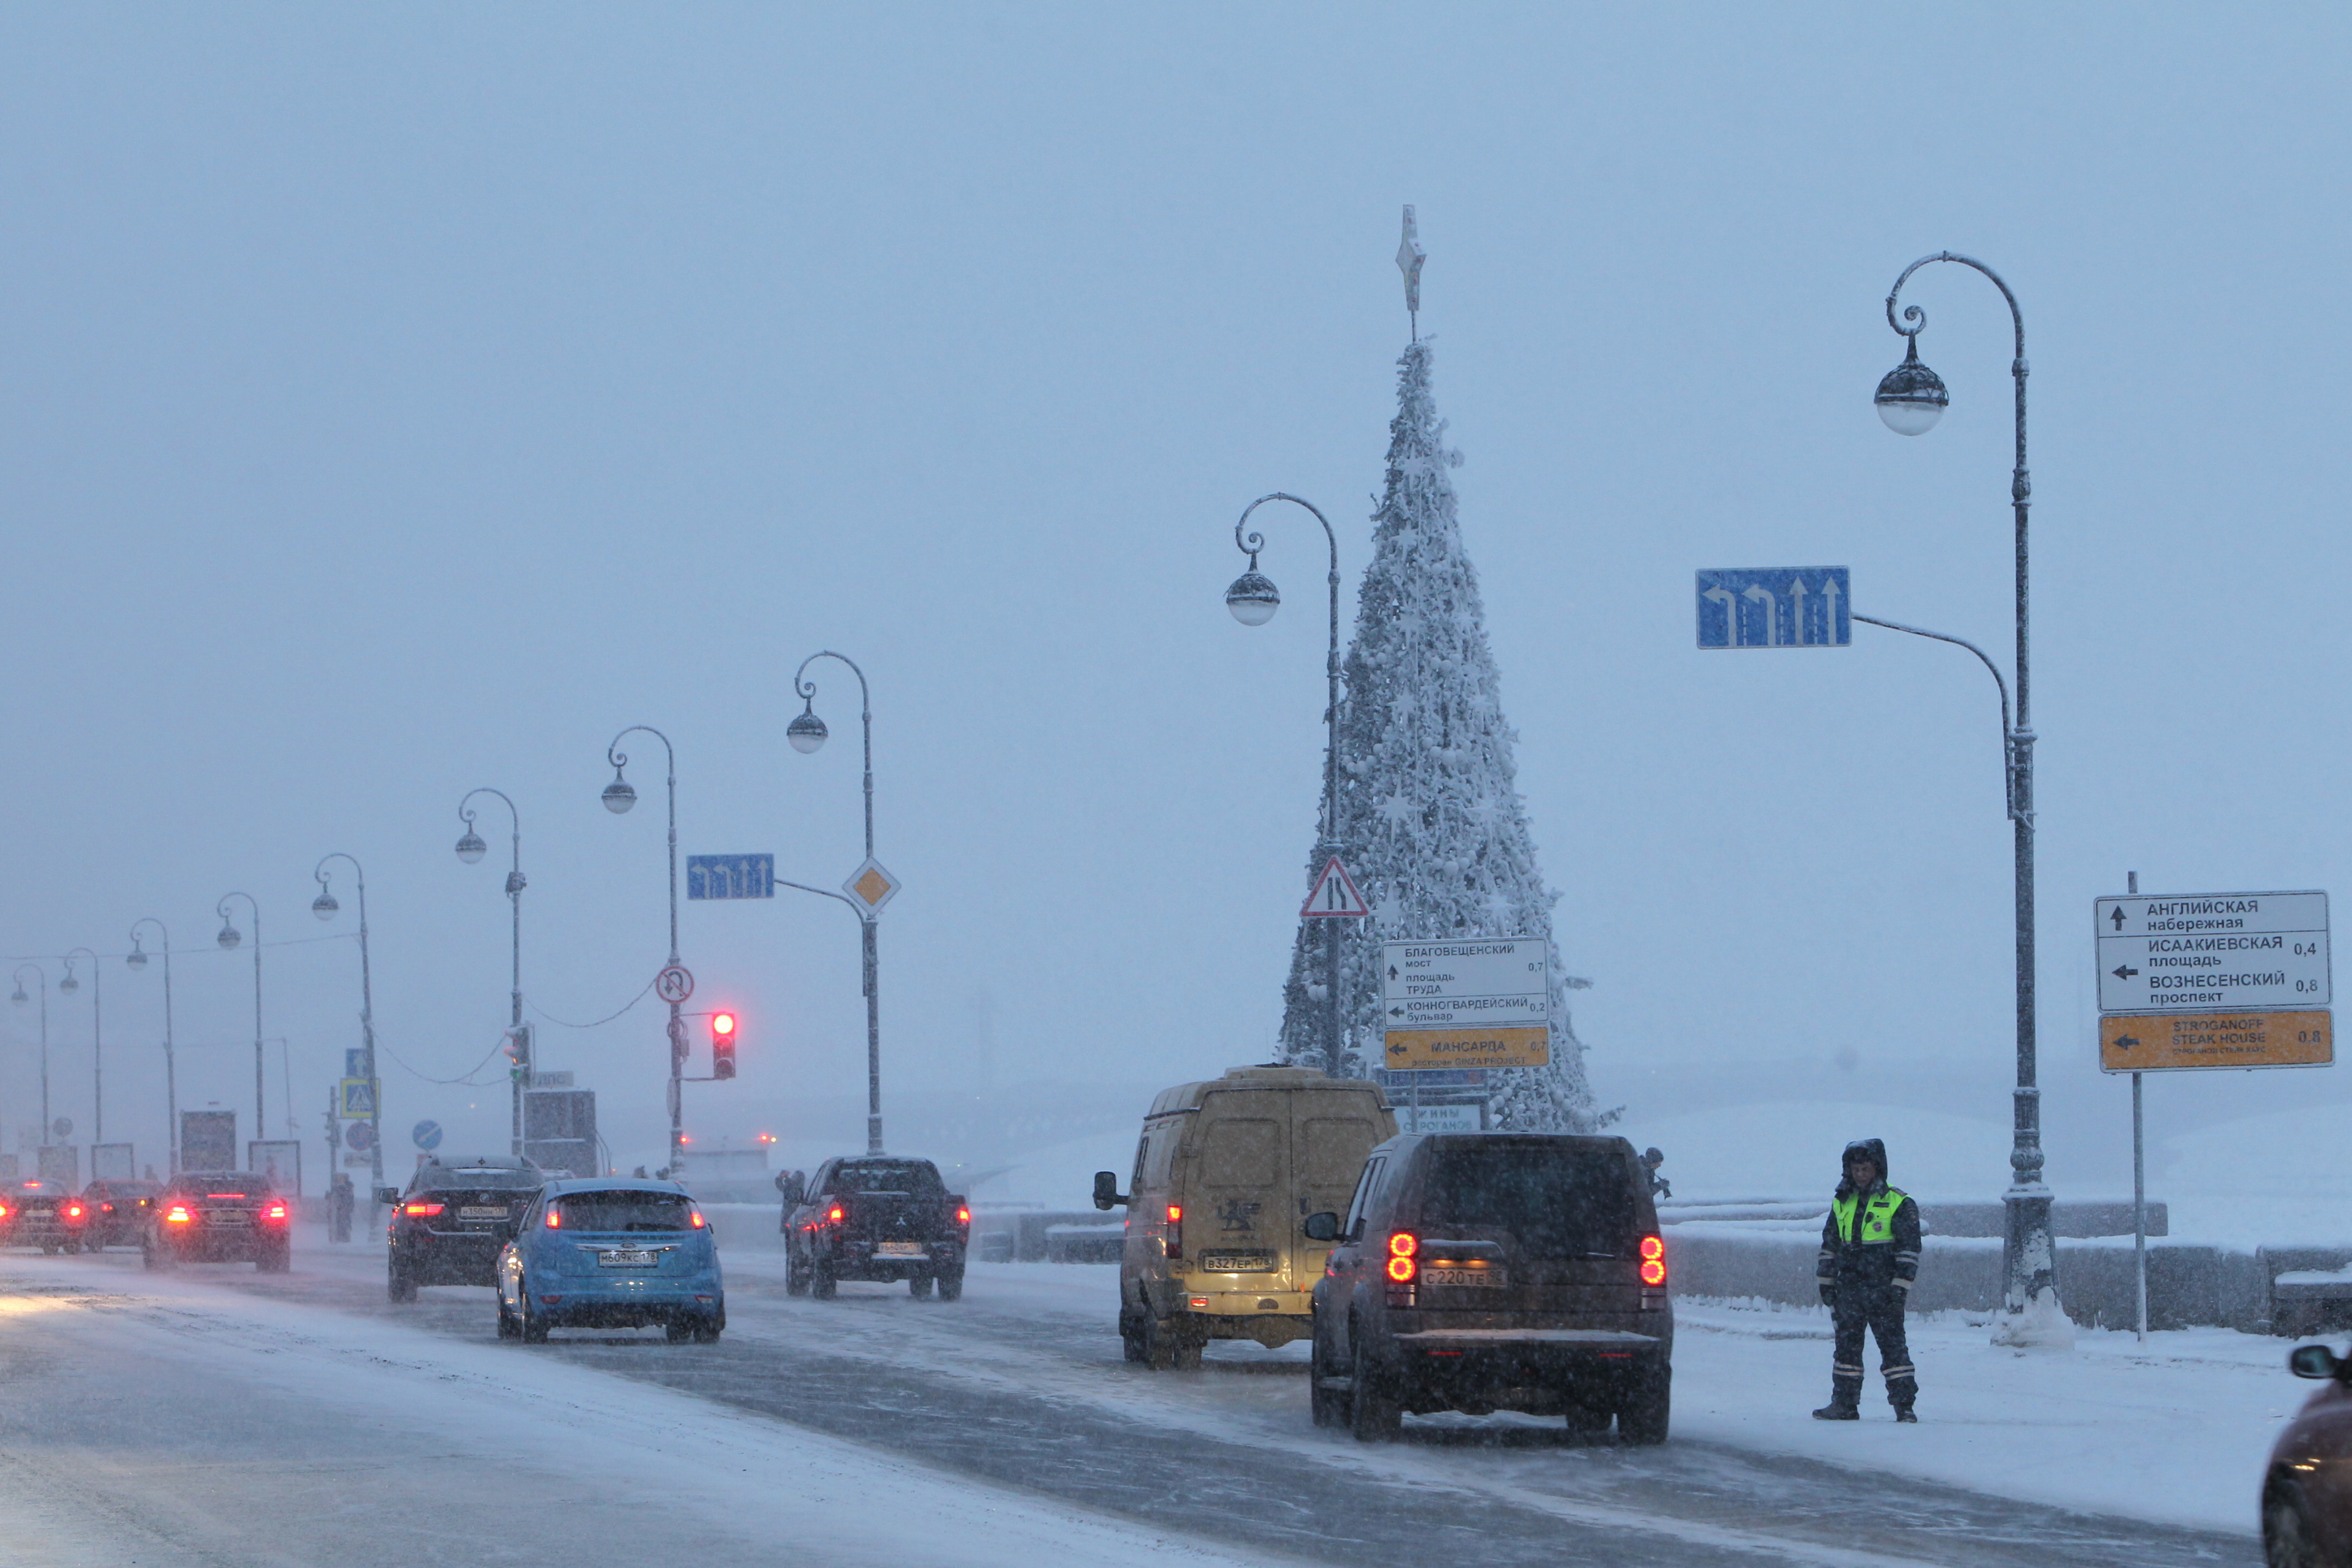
{"left": 127, "top": 920, "right": 179, "bottom": 1173}
{"left": 60, "top": 948, "right": 104, "bottom": 1146}
{"left": 313, "top": 854, "right": 383, "bottom": 1194}
{"left": 11, "top": 964, "right": 50, "bottom": 1150}
{"left": 1224, "top": 492, "right": 1348, "bottom": 1076}
{"left": 1874, "top": 250, "right": 2060, "bottom": 1337}
{"left": 602, "top": 727, "right": 686, "bottom": 1174}
{"left": 216, "top": 893, "right": 265, "bottom": 1144}
{"left": 457, "top": 789, "right": 526, "bottom": 1155}
{"left": 789, "top": 651, "right": 887, "bottom": 1155}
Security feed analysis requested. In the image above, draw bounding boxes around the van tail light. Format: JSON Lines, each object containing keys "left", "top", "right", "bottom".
{"left": 1639, "top": 1234, "right": 1667, "bottom": 1288}
{"left": 164, "top": 1205, "right": 193, "bottom": 1225}
{"left": 827, "top": 1203, "right": 844, "bottom": 1225}
{"left": 1386, "top": 1231, "right": 1418, "bottom": 1284}
{"left": 1165, "top": 1204, "right": 1183, "bottom": 1260}
{"left": 403, "top": 1201, "right": 445, "bottom": 1218}
{"left": 264, "top": 1202, "right": 290, "bottom": 1223}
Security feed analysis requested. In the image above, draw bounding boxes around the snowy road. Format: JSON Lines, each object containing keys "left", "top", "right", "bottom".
{"left": 0, "top": 1235, "right": 2264, "bottom": 1568}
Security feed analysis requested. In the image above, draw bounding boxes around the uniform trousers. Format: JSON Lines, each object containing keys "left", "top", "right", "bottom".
{"left": 1830, "top": 1284, "right": 1915, "bottom": 1408}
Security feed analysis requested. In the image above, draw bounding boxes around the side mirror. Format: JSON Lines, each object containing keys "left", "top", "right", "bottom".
{"left": 1302, "top": 1211, "right": 1341, "bottom": 1242}
{"left": 2289, "top": 1344, "right": 2344, "bottom": 1380}
{"left": 372, "top": 1187, "right": 401, "bottom": 1208}
{"left": 775, "top": 1172, "right": 805, "bottom": 1206}
{"left": 1092, "top": 1171, "right": 1129, "bottom": 1211}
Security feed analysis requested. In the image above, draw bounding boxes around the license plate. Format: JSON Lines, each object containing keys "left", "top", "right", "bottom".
{"left": 458, "top": 1206, "right": 507, "bottom": 1219}
{"left": 874, "top": 1241, "right": 926, "bottom": 1257}
{"left": 1198, "top": 1251, "right": 1277, "bottom": 1273}
{"left": 1422, "top": 1267, "right": 1504, "bottom": 1287}
{"left": 599, "top": 1250, "right": 656, "bottom": 1267}
{"left": 209, "top": 1211, "right": 252, "bottom": 1226}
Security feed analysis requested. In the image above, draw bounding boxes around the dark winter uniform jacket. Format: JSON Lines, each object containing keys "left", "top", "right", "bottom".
{"left": 1815, "top": 1137, "right": 1922, "bottom": 1294}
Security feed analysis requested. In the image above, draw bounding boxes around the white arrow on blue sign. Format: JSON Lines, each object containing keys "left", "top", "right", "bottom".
{"left": 688, "top": 854, "right": 775, "bottom": 900}
{"left": 1696, "top": 567, "right": 1851, "bottom": 649}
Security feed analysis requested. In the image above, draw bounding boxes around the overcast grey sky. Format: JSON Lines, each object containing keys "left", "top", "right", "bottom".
{"left": 2, "top": 5, "right": 2344, "bottom": 1192}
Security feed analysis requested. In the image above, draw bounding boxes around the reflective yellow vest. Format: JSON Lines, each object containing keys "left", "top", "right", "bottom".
{"left": 1831, "top": 1186, "right": 1908, "bottom": 1245}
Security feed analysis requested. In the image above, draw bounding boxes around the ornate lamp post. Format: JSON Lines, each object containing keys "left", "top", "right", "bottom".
{"left": 601, "top": 727, "right": 687, "bottom": 1173}
{"left": 10, "top": 965, "right": 50, "bottom": 1147}
{"left": 788, "top": 652, "right": 890, "bottom": 1155}
{"left": 216, "top": 893, "right": 265, "bottom": 1143}
{"left": 58, "top": 947, "right": 103, "bottom": 1144}
{"left": 1224, "top": 492, "right": 1347, "bottom": 1075}
{"left": 1873, "top": 251, "right": 2060, "bottom": 1334}
{"left": 311, "top": 854, "right": 383, "bottom": 1192}
{"left": 127, "top": 921, "right": 177, "bottom": 1171}
{"left": 456, "top": 788, "right": 527, "bottom": 1156}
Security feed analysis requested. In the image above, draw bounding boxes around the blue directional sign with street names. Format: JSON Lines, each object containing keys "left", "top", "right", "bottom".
{"left": 1695, "top": 567, "right": 1851, "bottom": 649}
{"left": 687, "top": 853, "right": 775, "bottom": 900}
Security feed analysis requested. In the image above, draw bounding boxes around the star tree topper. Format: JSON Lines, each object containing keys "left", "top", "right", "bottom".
{"left": 1396, "top": 205, "right": 1426, "bottom": 337}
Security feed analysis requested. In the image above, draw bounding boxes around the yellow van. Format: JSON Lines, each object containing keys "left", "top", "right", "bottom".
{"left": 1093, "top": 1065, "right": 1396, "bottom": 1369}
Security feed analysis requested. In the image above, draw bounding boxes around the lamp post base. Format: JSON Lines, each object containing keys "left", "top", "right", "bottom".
{"left": 1994, "top": 1185, "right": 2074, "bottom": 1348}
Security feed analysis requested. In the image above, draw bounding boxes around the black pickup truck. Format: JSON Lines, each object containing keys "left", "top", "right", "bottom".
{"left": 782, "top": 1155, "right": 970, "bottom": 1300}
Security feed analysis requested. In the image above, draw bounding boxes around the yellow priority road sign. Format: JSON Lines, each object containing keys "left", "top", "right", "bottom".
{"left": 1383, "top": 1026, "right": 1549, "bottom": 1071}
{"left": 2099, "top": 1010, "right": 2332, "bottom": 1073}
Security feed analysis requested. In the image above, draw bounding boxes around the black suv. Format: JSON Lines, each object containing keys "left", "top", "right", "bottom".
{"left": 379, "top": 1155, "right": 544, "bottom": 1301}
{"left": 1306, "top": 1132, "right": 1672, "bottom": 1443}
{"left": 144, "top": 1172, "right": 293, "bottom": 1271}
{"left": 782, "top": 1156, "right": 970, "bottom": 1300}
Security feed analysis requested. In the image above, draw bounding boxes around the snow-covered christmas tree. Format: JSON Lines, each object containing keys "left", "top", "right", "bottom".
{"left": 1276, "top": 221, "right": 1600, "bottom": 1131}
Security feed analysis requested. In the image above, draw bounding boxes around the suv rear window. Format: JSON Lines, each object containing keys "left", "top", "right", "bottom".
{"left": 1422, "top": 1146, "right": 1637, "bottom": 1260}
{"left": 555, "top": 1192, "right": 694, "bottom": 1232}
{"left": 835, "top": 1162, "right": 942, "bottom": 1196}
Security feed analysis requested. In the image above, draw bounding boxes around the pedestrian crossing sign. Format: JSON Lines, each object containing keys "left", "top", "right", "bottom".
{"left": 339, "top": 1078, "right": 379, "bottom": 1118}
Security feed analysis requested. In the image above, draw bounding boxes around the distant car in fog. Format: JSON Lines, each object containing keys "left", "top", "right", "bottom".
{"left": 496, "top": 1179, "right": 722, "bottom": 1343}
{"left": 143, "top": 1171, "right": 291, "bottom": 1272}
{"left": 379, "top": 1154, "right": 544, "bottom": 1302}
{"left": 783, "top": 1156, "right": 969, "bottom": 1301}
{"left": 81, "top": 1179, "right": 162, "bottom": 1251}
{"left": 0, "top": 1178, "right": 88, "bottom": 1254}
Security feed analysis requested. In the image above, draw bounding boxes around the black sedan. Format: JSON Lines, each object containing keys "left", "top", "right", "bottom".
{"left": 82, "top": 1179, "right": 162, "bottom": 1251}
{"left": 0, "top": 1178, "right": 89, "bottom": 1254}
{"left": 143, "top": 1172, "right": 292, "bottom": 1272}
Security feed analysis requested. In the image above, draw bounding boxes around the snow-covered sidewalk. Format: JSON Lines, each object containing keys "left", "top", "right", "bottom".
{"left": 1674, "top": 1296, "right": 2293, "bottom": 1534}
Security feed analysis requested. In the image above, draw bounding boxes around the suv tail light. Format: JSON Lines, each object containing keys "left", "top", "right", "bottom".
{"left": 1639, "top": 1234, "right": 1667, "bottom": 1287}
{"left": 164, "top": 1205, "right": 192, "bottom": 1225}
{"left": 403, "top": 1201, "right": 445, "bottom": 1218}
{"left": 65, "top": 1203, "right": 83, "bottom": 1220}
{"left": 826, "top": 1203, "right": 844, "bottom": 1225}
{"left": 954, "top": 1204, "right": 970, "bottom": 1228}
{"left": 1386, "top": 1231, "right": 1418, "bottom": 1283}
{"left": 0, "top": 1203, "right": 11, "bottom": 1220}
{"left": 1164, "top": 1204, "right": 1183, "bottom": 1260}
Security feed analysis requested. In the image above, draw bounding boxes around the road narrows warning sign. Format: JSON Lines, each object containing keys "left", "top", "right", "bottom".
{"left": 1301, "top": 856, "right": 1370, "bottom": 918}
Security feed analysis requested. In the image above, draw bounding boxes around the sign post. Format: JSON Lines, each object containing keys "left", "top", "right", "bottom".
{"left": 2097, "top": 878, "right": 2332, "bottom": 1340}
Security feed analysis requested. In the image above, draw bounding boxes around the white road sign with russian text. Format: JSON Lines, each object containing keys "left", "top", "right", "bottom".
{"left": 2094, "top": 891, "right": 2330, "bottom": 1014}
{"left": 1381, "top": 938, "right": 1548, "bottom": 1030}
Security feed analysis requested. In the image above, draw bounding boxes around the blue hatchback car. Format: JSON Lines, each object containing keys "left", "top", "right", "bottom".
{"left": 497, "top": 1179, "right": 724, "bottom": 1343}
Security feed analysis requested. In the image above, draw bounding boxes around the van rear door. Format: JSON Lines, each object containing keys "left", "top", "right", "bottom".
{"left": 1295, "top": 1101, "right": 1381, "bottom": 1284}
{"left": 1190, "top": 1095, "right": 1287, "bottom": 1279}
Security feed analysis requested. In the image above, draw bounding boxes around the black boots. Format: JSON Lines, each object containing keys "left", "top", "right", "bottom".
{"left": 1895, "top": 1406, "right": 1918, "bottom": 1423}
{"left": 1811, "top": 1400, "right": 1860, "bottom": 1420}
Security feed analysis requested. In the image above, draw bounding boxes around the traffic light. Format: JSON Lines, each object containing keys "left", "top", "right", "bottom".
{"left": 710, "top": 1012, "right": 737, "bottom": 1080}
{"left": 505, "top": 1022, "right": 534, "bottom": 1083}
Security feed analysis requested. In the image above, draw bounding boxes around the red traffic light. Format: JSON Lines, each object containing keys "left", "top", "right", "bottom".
{"left": 710, "top": 1011, "right": 738, "bottom": 1080}
{"left": 711, "top": 1012, "right": 736, "bottom": 1038}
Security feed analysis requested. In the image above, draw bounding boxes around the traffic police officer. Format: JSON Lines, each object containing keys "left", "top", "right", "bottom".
{"left": 1814, "top": 1137, "right": 1920, "bottom": 1422}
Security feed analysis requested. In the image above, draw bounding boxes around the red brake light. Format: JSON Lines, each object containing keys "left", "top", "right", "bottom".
{"left": 65, "top": 1204, "right": 83, "bottom": 1219}
{"left": 164, "top": 1205, "right": 192, "bottom": 1224}
{"left": 1164, "top": 1203, "right": 1183, "bottom": 1260}
{"left": 827, "top": 1204, "right": 843, "bottom": 1224}
{"left": 544, "top": 1206, "right": 561, "bottom": 1228}
{"left": 206, "top": 1193, "right": 247, "bottom": 1200}
{"left": 1387, "top": 1232, "right": 1418, "bottom": 1283}
{"left": 689, "top": 1210, "right": 706, "bottom": 1229}
{"left": 403, "top": 1201, "right": 445, "bottom": 1217}
{"left": 265, "top": 1202, "right": 290, "bottom": 1222}
{"left": 1639, "top": 1233, "right": 1667, "bottom": 1287}
{"left": 0, "top": 1203, "right": 11, "bottom": 1219}
{"left": 955, "top": 1205, "right": 970, "bottom": 1226}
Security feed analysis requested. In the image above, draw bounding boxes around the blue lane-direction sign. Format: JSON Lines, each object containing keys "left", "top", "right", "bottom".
{"left": 1696, "top": 567, "right": 1851, "bottom": 650}
{"left": 688, "top": 854, "right": 775, "bottom": 901}
{"left": 412, "top": 1119, "right": 442, "bottom": 1152}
